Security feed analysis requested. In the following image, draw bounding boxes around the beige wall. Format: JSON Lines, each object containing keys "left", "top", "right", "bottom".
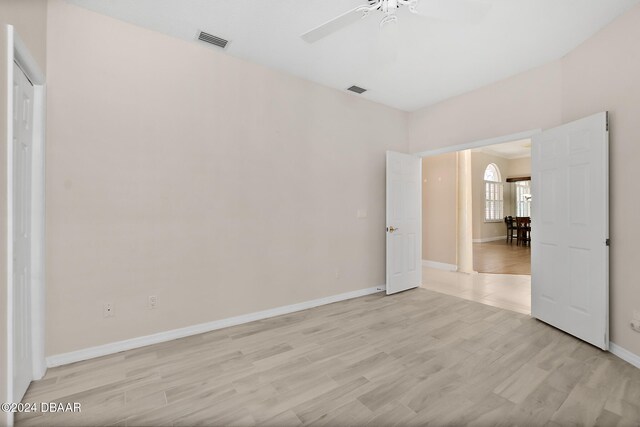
{"left": 422, "top": 154, "right": 457, "bottom": 265}
{"left": 0, "top": 1, "right": 47, "bottom": 423}
{"left": 507, "top": 157, "right": 531, "bottom": 178}
{"left": 408, "top": 63, "right": 563, "bottom": 150}
{"left": 0, "top": 1, "right": 47, "bottom": 67}
{"left": 410, "top": 4, "right": 640, "bottom": 355}
{"left": 45, "top": 1, "right": 409, "bottom": 356}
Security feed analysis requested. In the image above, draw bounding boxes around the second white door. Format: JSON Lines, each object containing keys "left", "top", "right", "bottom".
{"left": 531, "top": 112, "right": 609, "bottom": 350}
{"left": 386, "top": 151, "right": 422, "bottom": 295}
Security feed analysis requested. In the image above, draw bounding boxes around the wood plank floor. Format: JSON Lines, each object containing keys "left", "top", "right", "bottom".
{"left": 18, "top": 289, "right": 640, "bottom": 426}
{"left": 474, "top": 240, "right": 531, "bottom": 275}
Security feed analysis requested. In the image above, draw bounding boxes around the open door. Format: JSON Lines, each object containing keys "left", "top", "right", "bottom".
{"left": 386, "top": 151, "right": 422, "bottom": 295}
{"left": 531, "top": 112, "right": 609, "bottom": 350}
{"left": 13, "top": 62, "right": 35, "bottom": 401}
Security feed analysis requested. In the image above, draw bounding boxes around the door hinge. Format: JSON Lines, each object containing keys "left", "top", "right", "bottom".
{"left": 606, "top": 112, "right": 609, "bottom": 132}
{"left": 605, "top": 238, "right": 610, "bottom": 246}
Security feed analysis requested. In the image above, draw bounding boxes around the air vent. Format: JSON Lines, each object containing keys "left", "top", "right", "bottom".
{"left": 197, "top": 31, "right": 229, "bottom": 49}
{"left": 347, "top": 85, "right": 367, "bottom": 94}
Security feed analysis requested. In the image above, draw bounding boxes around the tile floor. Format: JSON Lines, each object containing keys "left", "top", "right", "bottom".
{"left": 422, "top": 266, "right": 531, "bottom": 314}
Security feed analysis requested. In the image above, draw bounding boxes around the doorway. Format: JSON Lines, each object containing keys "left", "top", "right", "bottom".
{"left": 471, "top": 140, "right": 532, "bottom": 276}
{"left": 420, "top": 137, "right": 533, "bottom": 314}
{"left": 387, "top": 113, "right": 610, "bottom": 350}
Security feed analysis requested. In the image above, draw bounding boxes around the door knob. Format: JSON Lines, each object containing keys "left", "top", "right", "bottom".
{"left": 387, "top": 226, "right": 399, "bottom": 233}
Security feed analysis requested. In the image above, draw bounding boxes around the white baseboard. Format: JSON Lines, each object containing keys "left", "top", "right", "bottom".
{"left": 46, "top": 285, "right": 384, "bottom": 368}
{"left": 473, "top": 235, "right": 508, "bottom": 243}
{"left": 422, "top": 260, "right": 457, "bottom": 271}
{"left": 610, "top": 342, "right": 640, "bottom": 369}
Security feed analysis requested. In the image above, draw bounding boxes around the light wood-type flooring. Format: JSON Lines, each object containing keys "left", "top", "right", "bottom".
{"left": 474, "top": 240, "right": 531, "bottom": 275}
{"left": 18, "top": 289, "right": 640, "bottom": 426}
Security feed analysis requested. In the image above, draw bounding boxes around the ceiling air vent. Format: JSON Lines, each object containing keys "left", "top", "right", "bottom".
{"left": 347, "top": 85, "right": 367, "bottom": 94}
{"left": 197, "top": 31, "right": 229, "bottom": 49}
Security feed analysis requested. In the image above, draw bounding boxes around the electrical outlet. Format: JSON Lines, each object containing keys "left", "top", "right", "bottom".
{"left": 103, "top": 303, "right": 115, "bottom": 318}
{"left": 148, "top": 295, "right": 158, "bottom": 309}
{"left": 335, "top": 269, "right": 340, "bottom": 279}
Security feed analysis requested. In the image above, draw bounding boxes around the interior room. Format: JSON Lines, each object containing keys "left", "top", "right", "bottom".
{"left": 472, "top": 140, "right": 532, "bottom": 275}
{"left": 2, "top": 0, "right": 640, "bottom": 426}
{"left": 421, "top": 139, "right": 532, "bottom": 314}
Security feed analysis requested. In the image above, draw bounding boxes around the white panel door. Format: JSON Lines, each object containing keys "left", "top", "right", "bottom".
{"left": 13, "top": 62, "right": 34, "bottom": 402}
{"left": 531, "top": 112, "right": 609, "bottom": 350}
{"left": 386, "top": 151, "right": 421, "bottom": 295}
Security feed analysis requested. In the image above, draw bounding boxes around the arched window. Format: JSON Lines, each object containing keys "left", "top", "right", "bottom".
{"left": 484, "top": 164, "right": 503, "bottom": 221}
{"left": 484, "top": 163, "right": 501, "bottom": 182}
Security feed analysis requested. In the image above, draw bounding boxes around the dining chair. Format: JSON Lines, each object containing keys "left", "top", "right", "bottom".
{"left": 504, "top": 216, "right": 517, "bottom": 244}
{"left": 516, "top": 216, "right": 531, "bottom": 246}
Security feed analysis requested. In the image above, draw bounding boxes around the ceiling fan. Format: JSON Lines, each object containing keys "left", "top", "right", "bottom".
{"left": 301, "top": 0, "right": 491, "bottom": 43}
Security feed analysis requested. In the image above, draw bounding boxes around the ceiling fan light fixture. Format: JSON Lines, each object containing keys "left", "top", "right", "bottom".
{"left": 301, "top": 0, "right": 490, "bottom": 44}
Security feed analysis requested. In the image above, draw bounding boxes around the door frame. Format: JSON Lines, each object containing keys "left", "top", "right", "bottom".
{"left": 413, "top": 128, "right": 541, "bottom": 271}
{"left": 413, "top": 129, "right": 542, "bottom": 158}
{"left": 5, "top": 24, "right": 46, "bottom": 414}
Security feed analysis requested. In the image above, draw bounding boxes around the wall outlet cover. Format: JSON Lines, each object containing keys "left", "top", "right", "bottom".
{"left": 103, "top": 303, "right": 115, "bottom": 318}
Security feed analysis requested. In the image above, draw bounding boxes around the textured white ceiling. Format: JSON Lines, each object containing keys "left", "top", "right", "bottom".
{"left": 68, "top": 0, "right": 639, "bottom": 111}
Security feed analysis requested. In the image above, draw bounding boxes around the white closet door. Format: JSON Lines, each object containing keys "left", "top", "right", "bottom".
{"left": 13, "top": 62, "right": 35, "bottom": 402}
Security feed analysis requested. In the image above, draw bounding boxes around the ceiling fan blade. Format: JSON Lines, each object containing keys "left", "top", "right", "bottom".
{"left": 301, "top": 7, "right": 368, "bottom": 43}
{"left": 412, "top": 0, "right": 491, "bottom": 23}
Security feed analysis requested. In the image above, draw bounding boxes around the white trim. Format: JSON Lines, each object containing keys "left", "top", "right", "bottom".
{"left": 473, "top": 236, "right": 507, "bottom": 243}
{"left": 610, "top": 342, "right": 640, "bottom": 370}
{"left": 30, "top": 82, "right": 46, "bottom": 381}
{"left": 46, "top": 285, "right": 384, "bottom": 368}
{"left": 413, "top": 129, "right": 542, "bottom": 158}
{"left": 5, "top": 25, "right": 15, "bottom": 427}
{"left": 603, "top": 114, "right": 610, "bottom": 352}
{"left": 422, "top": 260, "right": 457, "bottom": 271}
